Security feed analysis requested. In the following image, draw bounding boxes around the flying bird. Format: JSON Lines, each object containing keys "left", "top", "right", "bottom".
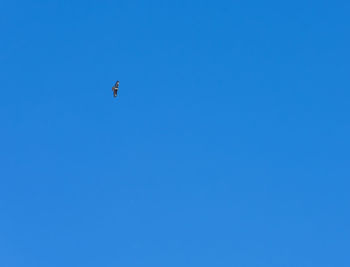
{"left": 112, "top": 81, "right": 119, "bottom": 97}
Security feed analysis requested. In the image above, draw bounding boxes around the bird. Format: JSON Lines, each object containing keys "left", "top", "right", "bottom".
{"left": 112, "top": 81, "right": 119, "bottom": 97}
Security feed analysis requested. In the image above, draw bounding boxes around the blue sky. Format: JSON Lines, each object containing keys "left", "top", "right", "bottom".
{"left": 1, "top": 1, "right": 349, "bottom": 266}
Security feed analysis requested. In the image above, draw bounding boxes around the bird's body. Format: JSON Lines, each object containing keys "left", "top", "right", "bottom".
{"left": 112, "top": 81, "right": 119, "bottom": 97}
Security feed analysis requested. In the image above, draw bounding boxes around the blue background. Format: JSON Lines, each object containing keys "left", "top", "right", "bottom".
{"left": 1, "top": 1, "right": 349, "bottom": 266}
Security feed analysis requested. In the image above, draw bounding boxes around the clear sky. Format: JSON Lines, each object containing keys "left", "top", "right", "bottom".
{"left": 1, "top": 1, "right": 349, "bottom": 266}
